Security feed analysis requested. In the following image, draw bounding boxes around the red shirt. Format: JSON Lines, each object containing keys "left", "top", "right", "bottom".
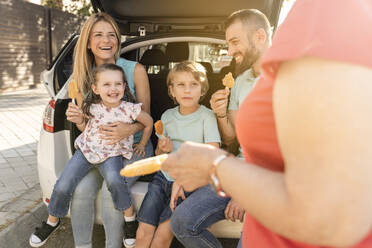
{"left": 235, "top": 0, "right": 372, "bottom": 247}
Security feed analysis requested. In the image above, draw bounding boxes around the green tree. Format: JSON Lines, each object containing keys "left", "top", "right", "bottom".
{"left": 42, "top": 0, "right": 92, "bottom": 16}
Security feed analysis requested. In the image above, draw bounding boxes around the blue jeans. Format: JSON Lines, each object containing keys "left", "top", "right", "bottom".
{"left": 70, "top": 141, "right": 153, "bottom": 248}
{"left": 170, "top": 185, "right": 230, "bottom": 248}
{"left": 48, "top": 149, "right": 132, "bottom": 217}
{"left": 138, "top": 171, "right": 191, "bottom": 227}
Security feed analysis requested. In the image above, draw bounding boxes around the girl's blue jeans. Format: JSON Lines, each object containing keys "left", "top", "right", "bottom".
{"left": 70, "top": 140, "right": 153, "bottom": 248}
{"left": 48, "top": 149, "right": 132, "bottom": 217}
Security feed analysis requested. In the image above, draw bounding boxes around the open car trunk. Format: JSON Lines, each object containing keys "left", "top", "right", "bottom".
{"left": 91, "top": 0, "right": 283, "bottom": 36}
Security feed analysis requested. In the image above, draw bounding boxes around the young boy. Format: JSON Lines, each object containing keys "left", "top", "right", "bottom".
{"left": 135, "top": 61, "right": 221, "bottom": 247}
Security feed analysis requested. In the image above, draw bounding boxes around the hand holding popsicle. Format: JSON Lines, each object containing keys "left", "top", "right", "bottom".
{"left": 68, "top": 80, "right": 79, "bottom": 105}
{"left": 154, "top": 120, "right": 164, "bottom": 139}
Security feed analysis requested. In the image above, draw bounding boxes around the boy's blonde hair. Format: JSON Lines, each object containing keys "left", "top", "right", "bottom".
{"left": 166, "top": 61, "right": 209, "bottom": 103}
{"left": 72, "top": 13, "right": 121, "bottom": 98}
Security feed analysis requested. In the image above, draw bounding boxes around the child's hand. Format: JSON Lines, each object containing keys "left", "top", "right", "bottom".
{"left": 133, "top": 143, "right": 146, "bottom": 157}
{"left": 158, "top": 137, "right": 173, "bottom": 154}
{"left": 170, "top": 182, "right": 186, "bottom": 212}
{"left": 66, "top": 102, "right": 84, "bottom": 125}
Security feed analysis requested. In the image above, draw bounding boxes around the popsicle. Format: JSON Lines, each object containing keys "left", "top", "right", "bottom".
{"left": 222, "top": 72, "right": 235, "bottom": 89}
{"left": 154, "top": 120, "right": 164, "bottom": 139}
{"left": 120, "top": 154, "right": 168, "bottom": 177}
{"left": 68, "top": 80, "right": 79, "bottom": 105}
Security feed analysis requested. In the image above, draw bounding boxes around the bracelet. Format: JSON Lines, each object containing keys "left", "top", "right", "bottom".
{"left": 210, "top": 153, "right": 229, "bottom": 197}
{"left": 216, "top": 114, "right": 227, "bottom": 119}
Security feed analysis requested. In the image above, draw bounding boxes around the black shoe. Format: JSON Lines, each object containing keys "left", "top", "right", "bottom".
{"left": 29, "top": 220, "right": 61, "bottom": 247}
{"left": 123, "top": 219, "right": 138, "bottom": 248}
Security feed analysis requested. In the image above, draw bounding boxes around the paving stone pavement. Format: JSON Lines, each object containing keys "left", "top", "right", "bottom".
{"left": 0, "top": 87, "right": 50, "bottom": 231}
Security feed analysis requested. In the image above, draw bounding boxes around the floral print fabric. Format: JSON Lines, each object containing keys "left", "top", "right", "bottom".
{"left": 75, "top": 101, "right": 142, "bottom": 164}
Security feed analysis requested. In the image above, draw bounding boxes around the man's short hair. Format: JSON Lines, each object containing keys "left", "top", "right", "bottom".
{"left": 225, "top": 9, "right": 271, "bottom": 38}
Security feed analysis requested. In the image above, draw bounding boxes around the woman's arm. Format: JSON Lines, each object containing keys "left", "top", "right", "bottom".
{"left": 134, "top": 63, "right": 151, "bottom": 114}
{"left": 220, "top": 57, "right": 372, "bottom": 246}
{"left": 163, "top": 57, "right": 372, "bottom": 246}
{"left": 210, "top": 89, "right": 237, "bottom": 145}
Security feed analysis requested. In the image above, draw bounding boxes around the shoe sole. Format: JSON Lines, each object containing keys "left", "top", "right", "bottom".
{"left": 29, "top": 223, "right": 61, "bottom": 247}
{"left": 123, "top": 238, "right": 136, "bottom": 248}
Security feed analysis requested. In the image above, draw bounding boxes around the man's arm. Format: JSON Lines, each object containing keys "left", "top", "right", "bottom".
{"left": 216, "top": 110, "right": 237, "bottom": 145}
{"left": 210, "top": 89, "right": 237, "bottom": 145}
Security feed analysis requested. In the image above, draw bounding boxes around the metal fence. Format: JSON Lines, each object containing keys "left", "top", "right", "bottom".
{"left": 0, "top": 0, "right": 84, "bottom": 92}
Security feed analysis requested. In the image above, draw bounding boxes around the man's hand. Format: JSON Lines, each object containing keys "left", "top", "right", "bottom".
{"left": 99, "top": 121, "right": 134, "bottom": 145}
{"left": 210, "top": 88, "right": 230, "bottom": 118}
{"left": 224, "top": 199, "right": 245, "bottom": 222}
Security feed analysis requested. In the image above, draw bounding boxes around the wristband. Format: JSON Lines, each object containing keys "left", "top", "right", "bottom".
{"left": 216, "top": 114, "right": 227, "bottom": 119}
{"left": 210, "top": 153, "right": 229, "bottom": 197}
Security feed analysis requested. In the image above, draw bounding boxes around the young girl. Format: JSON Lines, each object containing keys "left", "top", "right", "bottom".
{"left": 135, "top": 61, "right": 221, "bottom": 248}
{"left": 30, "top": 63, "right": 153, "bottom": 247}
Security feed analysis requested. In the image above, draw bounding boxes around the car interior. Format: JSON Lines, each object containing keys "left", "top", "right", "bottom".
{"left": 54, "top": 39, "right": 234, "bottom": 180}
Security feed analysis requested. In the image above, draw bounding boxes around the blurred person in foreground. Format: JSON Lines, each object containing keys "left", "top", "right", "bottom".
{"left": 163, "top": 0, "right": 372, "bottom": 247}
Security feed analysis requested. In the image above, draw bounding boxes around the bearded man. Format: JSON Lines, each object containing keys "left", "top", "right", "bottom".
{"left": 169, "top": 9, "right": 272, "bottom": 248}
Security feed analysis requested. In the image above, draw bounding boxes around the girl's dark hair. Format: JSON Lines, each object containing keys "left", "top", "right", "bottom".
{"left": 82, "top": 63, "right": 136, "bottom": 118}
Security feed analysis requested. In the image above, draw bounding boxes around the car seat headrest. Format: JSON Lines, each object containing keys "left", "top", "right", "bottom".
{"left": 140, "top": 49, "right": 168, "bottom": 66}
{"left": 165, "top": 42, "right": 189, "bottom": 62}
{"left": 199, "top": 62, "right": 213, "bottom": 74}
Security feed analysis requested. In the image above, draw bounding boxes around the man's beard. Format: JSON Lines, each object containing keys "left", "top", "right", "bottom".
{"left": 234, "top": 45, "right": 260, "bottom": 77}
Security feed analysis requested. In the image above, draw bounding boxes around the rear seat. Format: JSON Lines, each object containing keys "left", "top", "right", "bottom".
{"left": 139, "top": 48, "right": 175, "bottom": 148}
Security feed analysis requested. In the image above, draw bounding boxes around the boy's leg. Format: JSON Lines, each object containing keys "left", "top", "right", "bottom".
{"left": 151, "top": 220, "right": 173, "bottom": 248}
{"left": 135, "top": 222, "right": 156, "bottom": 248}
{"left": 137, "top": 172, "right": 172, "bottom": 247}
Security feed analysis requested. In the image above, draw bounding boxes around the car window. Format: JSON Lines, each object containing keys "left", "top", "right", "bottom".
{"left": 189, "top": 42, "right": 231, "bottom": 73}
{"left": 137, "top": 42, "right": 231, "bottom": 74}
{"left": 53, "top": 38, "right": 77, "bottom": 94}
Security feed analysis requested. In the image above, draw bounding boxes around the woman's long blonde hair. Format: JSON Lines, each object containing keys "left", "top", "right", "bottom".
{"left": 72, "top": 12, "right": 121, "bottom": 98}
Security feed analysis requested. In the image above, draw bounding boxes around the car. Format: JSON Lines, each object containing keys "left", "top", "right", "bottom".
{"left": 37, "top": 0, "right": 283, "bottom": 242}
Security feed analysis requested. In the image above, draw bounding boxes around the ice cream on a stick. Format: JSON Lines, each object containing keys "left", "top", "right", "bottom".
{"left": 68, "top": 80, "right": 79, "bottom": 105}
{"left": 154, "top": 120, "right": 164, "bottom": 139}
{"left": 120, "top": 154, "right": 168, "bottom": 177}
{"left": 222, "top": 72, "right": 235, "bottom": 89}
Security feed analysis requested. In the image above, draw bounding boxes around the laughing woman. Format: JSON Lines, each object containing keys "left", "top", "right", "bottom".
{"left": 65, "top": 13, "right": 152, "bottom": 248}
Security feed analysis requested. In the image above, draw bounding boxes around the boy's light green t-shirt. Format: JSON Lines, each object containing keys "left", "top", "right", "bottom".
{"left": 160, "top": 105, "right": 221, "bottom": 181}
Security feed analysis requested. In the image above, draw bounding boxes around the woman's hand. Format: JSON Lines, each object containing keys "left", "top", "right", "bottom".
{"left": 170, "top": 182, "right": 186, "bottom": 212}
{"left": 133, "top": 143, "right": 146, "bottom": 157}
{"left": 66, "top": 102, "right": 84, "bottom": 125}
{"left": 162, "top": 141, "right": 224, "bottom": 191}
{"left": 99, "top": 121, "right": 136, "bottom": 145}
